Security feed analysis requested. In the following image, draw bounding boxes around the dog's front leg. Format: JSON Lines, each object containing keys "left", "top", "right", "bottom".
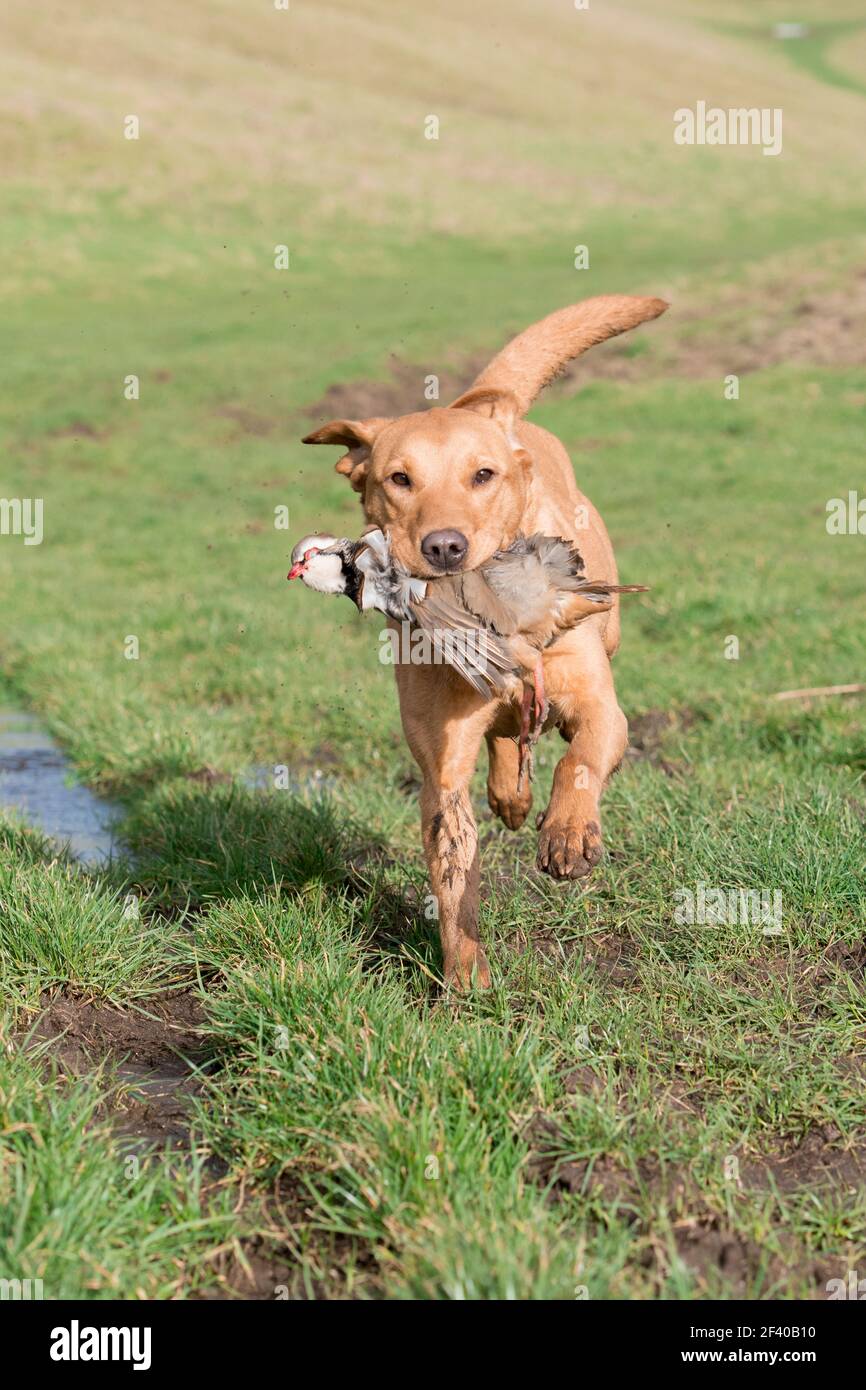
{"left": 395, "top": 663, "right": 493, "bottom": 988}
{"left": 537, "top": 627, "right": 628, "bottom": 881}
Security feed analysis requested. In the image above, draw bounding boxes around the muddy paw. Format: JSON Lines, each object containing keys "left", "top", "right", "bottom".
{"left": 443, "top": 946, "right": 492, "bottom": 991}
{"left": 487, "top": 783, "right": 532, "bottom": 831}
{"left": 536, "top": 816, "right": 603, "bottom": 881}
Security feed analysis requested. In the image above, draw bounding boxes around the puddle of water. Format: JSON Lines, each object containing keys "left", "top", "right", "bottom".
{"left": 0, "top": 708, "right": 124, "bottom": 867}
{"left": 0, "top": 711, "right": 338, "bottom": 868}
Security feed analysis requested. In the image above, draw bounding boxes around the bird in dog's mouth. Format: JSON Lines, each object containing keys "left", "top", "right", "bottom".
{"left": 289, "top": 527, "right": 646, "bottom": 785}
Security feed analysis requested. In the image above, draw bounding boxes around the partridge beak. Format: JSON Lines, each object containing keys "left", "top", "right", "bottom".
{"left": 287, "top": 563, "right": 303, "bottom": 580}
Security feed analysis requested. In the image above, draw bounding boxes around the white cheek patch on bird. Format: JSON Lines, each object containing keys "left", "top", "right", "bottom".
{"left": 288, "top": 527, "right": 647, "bottom": 785}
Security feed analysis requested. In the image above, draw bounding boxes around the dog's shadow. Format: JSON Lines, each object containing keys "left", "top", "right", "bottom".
{"left": 114, "top": 776, "right": 438, "bottom": 976}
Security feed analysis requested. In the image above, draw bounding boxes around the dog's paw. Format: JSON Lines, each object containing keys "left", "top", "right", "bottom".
{"left": 536, "top": 815, "right": 603, "bottom": 881}
{"left": 443, "top": 945, "right": 492, "bottom": 992}
{"left": 487, "top": 781, "right": 533, "bottom": 831}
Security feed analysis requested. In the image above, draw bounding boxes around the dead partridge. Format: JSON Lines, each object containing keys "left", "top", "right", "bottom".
{"left": 288, "top": 528, "right": 646, "bottom": 783}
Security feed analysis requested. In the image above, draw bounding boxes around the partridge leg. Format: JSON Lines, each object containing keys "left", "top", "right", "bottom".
{"left": 517, "top": 681, "right": 534, "bottom": 792}
{"left": 531, "top": 657, "right": 549, "bottom": 736}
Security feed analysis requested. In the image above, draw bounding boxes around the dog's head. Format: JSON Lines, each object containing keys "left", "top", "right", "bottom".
{"left": 303, "top": 388, "right": 529, "bottom": 576}
{"left": 303, "top": 296, "right": 668, "bottom": 576}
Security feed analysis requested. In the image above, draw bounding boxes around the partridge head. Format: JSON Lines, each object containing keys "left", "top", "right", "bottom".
{"left": 287, "top": 534, "right": 344, "bottom": 592}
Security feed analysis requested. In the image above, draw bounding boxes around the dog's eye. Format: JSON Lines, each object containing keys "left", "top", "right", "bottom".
{"left": 473, "top": 468, "right": 495, "bottom": 486}
{"left": 389, "top": 472, "right": 411, "bottom": 488}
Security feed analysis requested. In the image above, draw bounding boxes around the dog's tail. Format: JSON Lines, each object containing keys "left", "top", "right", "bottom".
{"left": 457, "top": 295, "right": 668, "bottom": 417}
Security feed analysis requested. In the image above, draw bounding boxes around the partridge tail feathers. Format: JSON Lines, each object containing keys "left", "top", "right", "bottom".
{"left": 577, "top": 581, "right": 649, "bottom": 597}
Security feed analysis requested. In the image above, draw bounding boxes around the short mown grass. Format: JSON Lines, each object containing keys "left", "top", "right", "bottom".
{"left": 1, "top": 0, "right": 865, "bottom": 1299}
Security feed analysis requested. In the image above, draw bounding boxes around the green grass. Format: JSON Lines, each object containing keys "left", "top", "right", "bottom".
{"left": 0, "top": 818, "right": 183, "bottom": 1005}
{"left": 1, "top": 0, "right": 865, "bottom": 1299}
{"left": 0, "top": 1029, "right": 238, "bottom": 1299}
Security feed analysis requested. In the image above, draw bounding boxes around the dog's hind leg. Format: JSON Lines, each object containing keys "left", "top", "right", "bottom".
{"left": 486, "top": 691, "right": 533, "bottom": 829}
{"left": 488, "top": 731, "right": 533, "bottom": 826}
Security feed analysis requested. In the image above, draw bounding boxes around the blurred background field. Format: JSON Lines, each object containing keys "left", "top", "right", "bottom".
{"left": 0, "top": 0, "right": 864, "bottom": 1300}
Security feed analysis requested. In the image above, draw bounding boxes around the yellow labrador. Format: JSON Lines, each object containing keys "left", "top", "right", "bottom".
{"left": 304, "top": 295, "right": 667, "bottom": 986}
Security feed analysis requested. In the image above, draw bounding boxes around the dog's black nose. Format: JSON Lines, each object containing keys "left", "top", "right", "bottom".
{"left": 420, "top": 529, "right": 469, "bottom": 571}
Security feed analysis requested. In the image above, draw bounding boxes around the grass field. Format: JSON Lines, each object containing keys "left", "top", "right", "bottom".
{"left": 1, "top": 0, "right": 865, "bottom": 1299}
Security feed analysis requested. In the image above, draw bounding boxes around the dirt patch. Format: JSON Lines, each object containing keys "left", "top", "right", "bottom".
{"left": 724, "top": 940, "right": 866, "bottom": 1016}
{"left": 562, "top": 1063, "right": 606, "bottom": 1098}
{"left": 670, "top": 1219, "right": 844, "bottom": 1299}
{"left": 740, "top": 1124, "right": 866, "bottom": 1196}
{"left": 710, "top": 273, "right": 866, "bottom": 378}
{"left": 524, "top": 1111, "right": 847, "bottom": 1295}
{"left": 585, "top": 934, "right": 640, "bottom": 986}
{"left": 300, "top": 341, "right": 665, "bottom": 422}
{"left": 199, "top": 1186, "right": 381, "bottom": 1301}
{"left": 627, "top": 708, "right": 677, "bottom": 752}
{"left": 198, "top": 1223, "right": 298, "bottom": 1302}
{"left": 624, "top": 706, "right": 698, "bottom": 778}
{"left": 671, "top": 1221, "right": 764, "bottom": 1295}
{"left": 295, "top": 741, "right": 343, "bottom": 774}
{"left": 301, "top": 350, "right": 492, "bottom": 423}
{"left": 627, "top": 707, "right": 696, "bottom": 756}
{"left": 556, "top": 271, "right": 866, "bottom": 385}
{"left": 815, "top": 938, "right": 866, "bottom": 985}
{"left": 50, "top": 420, "right": 108, "bottom": 441}
{"left": 26, "top": 991, "right": 210, "bottom": 1149}
{"left": 24, "top": 994, "right": 373, "bottom": 1297}
{"left": 201, "top": 1236, "right": 379, "bottom": 1302}
{"left": 213, "top": 404, "right": 276, "bottom": 437}
{"left": 184, "top": 765, "right": 234, "bottom": 787}
{"left": 509, "top": 919, "right": 640, "bottom": 985}
{"left": 28, "top": 990, "right": 206, "bottom": 1070}
{"left": 652, "top": 1074, "right": 707, "bottom": 1122}
{"left": 524, "top": 1111, "right": 666, "bottom": 1214}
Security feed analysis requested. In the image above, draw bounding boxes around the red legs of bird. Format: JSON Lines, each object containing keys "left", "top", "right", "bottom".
{"left": 517, "top": 657, "right": 550, "bottom": 792}
{"left": 517, "top": 682, "right": 533, "bottom": 792}
{"left": 532, "top": 655, "right": 549, "bottom": 729}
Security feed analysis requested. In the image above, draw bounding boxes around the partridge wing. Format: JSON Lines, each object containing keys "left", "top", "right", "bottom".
{"left": 411, "top": 580, "right": 517, "bottom": 695}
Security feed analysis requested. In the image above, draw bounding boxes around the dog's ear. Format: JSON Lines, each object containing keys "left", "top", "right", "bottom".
{"left": 449, "top": 386, "right": 519, "bottom": 427}
{"left": 302, "top": 417, "right": 391, "bottom": 493}
{"left": 449, "top": 387, "right": 531, "bottom": 470}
